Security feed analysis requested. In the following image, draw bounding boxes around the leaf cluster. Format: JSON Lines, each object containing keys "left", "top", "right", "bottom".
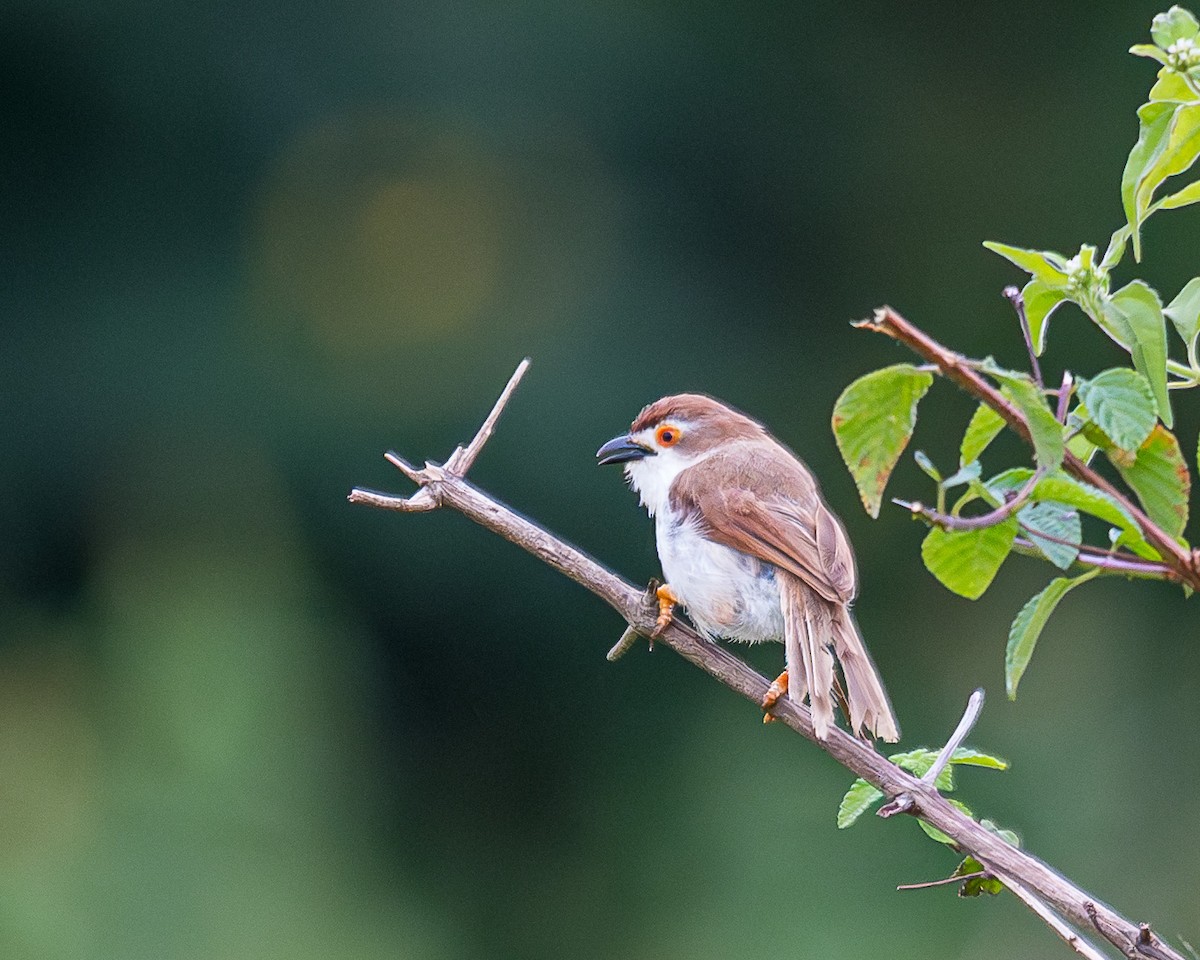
{"left": 838, "top": 747, "right": 1015, "bottom": 896}
{"left": 832, "top": 7, "right": 1200, "bottom": 699}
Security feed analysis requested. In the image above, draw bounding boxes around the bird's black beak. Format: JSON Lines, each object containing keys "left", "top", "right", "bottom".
{"left": 596, "top": 434, "right": 653, "bottom": 466}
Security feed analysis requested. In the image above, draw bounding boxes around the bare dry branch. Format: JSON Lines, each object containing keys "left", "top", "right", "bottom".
{"left": 349, "top": 359, "right": 1188, "bottom": 960}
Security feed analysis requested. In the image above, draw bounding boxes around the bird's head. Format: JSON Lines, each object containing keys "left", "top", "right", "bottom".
{"left": 596, "top": 393, "right": 765, "bottom": 514}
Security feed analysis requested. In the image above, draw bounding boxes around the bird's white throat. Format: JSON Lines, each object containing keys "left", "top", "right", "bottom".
{"left": 624, "top": 448, "right": 703, "bottom": 517}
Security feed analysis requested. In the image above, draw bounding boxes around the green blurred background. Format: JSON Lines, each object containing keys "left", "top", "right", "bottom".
{"left": 2, "top": 1, "right": 1197, "bottom": 956}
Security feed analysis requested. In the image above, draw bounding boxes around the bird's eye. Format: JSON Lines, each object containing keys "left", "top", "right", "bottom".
{"left": 656, "top": 425, "right": 680, "bottom": 447}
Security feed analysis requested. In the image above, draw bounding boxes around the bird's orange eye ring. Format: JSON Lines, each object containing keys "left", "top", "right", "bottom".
{"left": 656, "top": 424, "right": 681, "bottom": 447}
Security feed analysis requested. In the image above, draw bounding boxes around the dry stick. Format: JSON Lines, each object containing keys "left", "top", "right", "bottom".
{"left": 348, "top": 362, "right": 1186, "bottom": 960}
{"left": 854, "top": 306, "right": 1200, "bottom": 590}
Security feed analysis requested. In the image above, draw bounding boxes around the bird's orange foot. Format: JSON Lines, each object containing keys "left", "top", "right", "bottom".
{"left": 651, "top": 583, "right": 679, "bottom": 639}
{"left": 761, "top": 670, "right": 788, "bottom": 724}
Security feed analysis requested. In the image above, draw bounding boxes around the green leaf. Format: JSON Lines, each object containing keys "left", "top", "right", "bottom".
{"left": 1106, "top": 281, "right": 1173, "bottom": 427}
{"left": 1018, "top": 501, "right": 1082, "bottom": 570}
{"left": 1006, "top": 571, "right": 1099, "bottom": 699}
{"left": 917, "top": 799, "right": 973, "bottom": 846}
{"left": 913, "top": 450, "right": 941, "bottom": 483}
{"left": 1076, "top": 368, "right": 1159, "bottom": 452}
{"left": 1131, "top": 43, "right": 1171, "bottom": 65}
{"left": 1113, "top": 424, "right": 1191, "bottom": 539}
{"left": 960, "top": 403, "right": 1006, "bottom": 467}
{"left": 955, "top": 856, "right": 1004, "bottom": 897}
{"left": 833, "top": 364, "right": 934, "bottom": 518}
{"left": 888, "top": 748, "right": 952, "bottom": 788}
{"left": 979, "top": 819, "right": 1021, "bottom": 848}
{"left": 1165, "top": 277, "right": 1200, "bottom": 347}
{"left": 1107, "top": 179, "right": 1200, "bottom": 271}
{"left": 1144, "top": 102, "right": 1200, "bottom": 199}
{"left": 1123, "top": 101, "right": 1178, "bottom": 259}
{"left": 982, "top": 363, "right": 1064, "bottom": 472}
{"left": 941, "top": 460, "right": 982, "bottom": 490}
{"left": 837, "top": 779, "right": 884, "bottom": 828}
{"left": 1161, "top": 179, "right": 1200, "bottom": 208}
{"left": 1151, "top": 6, "right": 1200, "bottom": 47}
{"left": 1126, "top": 102, "right": 1200, "bottom": 260}
{"left": 1102, "top": 223, "right": 1133, "bottom": 270}
{"left": 1021, "top": 278, "right": 1069, "bottom": 354}
{"left": 947, "top": 748, "right": 1010, "bottom": 771}
{"left": 1031, "top": 472, "right": 1157, "bottom": 559}
{"left": 1149, "top": 69, "right": 1199, "bottom": 103}
{"left": 922, "top": 518, "right": 1018, "bottom": 600}
{"left": 1067, "top": 429, "right": 1100, "bottom": 465}
{"left": 982, "top": 242, "right": 1069, "bottom": 286}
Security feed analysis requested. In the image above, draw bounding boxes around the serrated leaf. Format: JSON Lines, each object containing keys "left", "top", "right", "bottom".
{"left": 1106, "top": 281, "right": 1173, "bottom": 427}
{"left": 982, "top": 363, "right": 1064, "bottom": 471}
{"left": 960, "top": 403, "right": 1006, "bottom": 467}
{"left": 1152, "top": 6, "right": 1200, "bottom": 47}
{"left": 1006, "top": 571, "right": 1099, "bottom": 699}
{"left": 1113, "top": 424, "right": 1191, "bottom": 538}
{"left": 1018, "top": 501, "right": 1082, "bottom": 569}
{"left": 837, "top": 779, "right": 884, "bottom": 828}
{"left": 1077, "top": 367, "right": 1158, "bottom": 452}
{"left": 1165, "top": 277, "right": 1200, "bottom": 348}
{"left": 833, "top": 364, "right": 934, "bottom": 518}
{"left": 1021, "top": 278, "right": 1069, "bottom": 354}
{"left": 1031, "top": 472, "right": 1157, "bottom": 559}
{"left": 982, "top": 242, "right": 1070, "bottom": 286}
{"left": 922, "top": 518, "right": 1018, "bottom": 600}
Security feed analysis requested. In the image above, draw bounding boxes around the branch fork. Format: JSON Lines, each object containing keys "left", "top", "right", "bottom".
{"left": 349, "top": 356, "right": 1189, "bottom": 960}
{"left": 858, "top": 306, "right": 1200, "bottom": 589}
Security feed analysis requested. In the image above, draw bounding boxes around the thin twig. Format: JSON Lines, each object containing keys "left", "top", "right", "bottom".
{"left": 446, "top": 357, "right": 531, "bottom": 476}
{"left": 897, "top": 872, "right": 987, "bottom": 891}
{"left": 349, "top": 360, "right": 1188, "bottom": 960}
{"left": 855, "top": 307, "right": 1200, "bottom": 589}
{"left": 1012, "top": 534, "right": 1180, "bottom": 581}
{"left": 923, "top": 688, "right": 985, "bottom": 786}
{"left": 878, "top": 688, "right": 985, "bottom": 819}
{"left": 895, "top": 471, "right": 1041, "bottom": 532}
{"left": 606, "top": 625, "right": 641, "bottom": 662}
{"left": 1004, "top": 285, "right": 1044, "bottom": 389}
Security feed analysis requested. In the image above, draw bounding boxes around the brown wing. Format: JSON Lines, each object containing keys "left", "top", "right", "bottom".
{"left": 670, "top": 441, "right": 857, "bottom": 604}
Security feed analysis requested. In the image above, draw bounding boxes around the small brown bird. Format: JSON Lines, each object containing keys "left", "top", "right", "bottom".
{"left": 597, "top": 394, "right": 899, "bottom": 742}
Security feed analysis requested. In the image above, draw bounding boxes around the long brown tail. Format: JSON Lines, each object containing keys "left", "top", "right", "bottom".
{"left": 781, "top": 575, "right": 900, "bottom": 742}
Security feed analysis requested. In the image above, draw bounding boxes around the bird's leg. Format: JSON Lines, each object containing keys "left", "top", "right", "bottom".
{"left": 761, "top": 670, "right": 788, "bottom": 723}
{"left": 651, "top": 583, "right": 679, "bottom": 639}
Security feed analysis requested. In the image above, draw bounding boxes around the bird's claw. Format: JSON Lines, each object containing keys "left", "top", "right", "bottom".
{"left": 761, "top": 670, "right": 789, "bottom": 724}
{"left": 650, "top": 583, "right": 678, "bottom": 639}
